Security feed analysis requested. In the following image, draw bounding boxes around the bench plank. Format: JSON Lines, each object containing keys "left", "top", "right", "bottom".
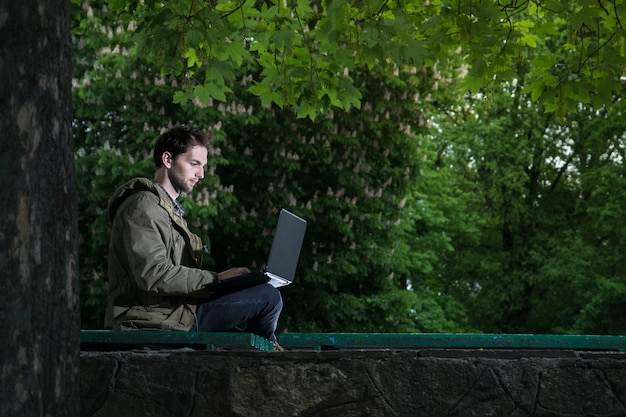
{"left": 81, "top": 331, "right": 626, "bottom": 352}
{"left": 277, "top": 333, "right": 626, "bottom": 351}
{"left": 80, "top": 330, "right": 274, "bottom": 351}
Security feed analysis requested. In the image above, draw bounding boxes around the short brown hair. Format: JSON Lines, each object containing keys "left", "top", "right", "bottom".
{"left": 153, "top": 126, "right": 211, "bottom": 168}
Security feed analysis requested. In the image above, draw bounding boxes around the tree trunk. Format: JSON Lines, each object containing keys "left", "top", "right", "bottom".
{"left": 0, "top": 1, "right": 79, "bottom": 416}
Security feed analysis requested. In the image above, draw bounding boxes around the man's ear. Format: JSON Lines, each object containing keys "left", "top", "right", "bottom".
{"left": 162, "top": 151, "right": 173, "bottom": 168}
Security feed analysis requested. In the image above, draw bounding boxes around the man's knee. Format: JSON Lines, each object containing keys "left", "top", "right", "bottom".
{"left": 265, "top": 285, "right": 283, "bottom": 309}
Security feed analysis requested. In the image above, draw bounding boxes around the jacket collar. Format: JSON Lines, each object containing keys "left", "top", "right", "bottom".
{"left": 108, "top": 177, "right": 203, "bottom": 266}
{"left": 108, "top": 177, "right": 180, "bottom": 221}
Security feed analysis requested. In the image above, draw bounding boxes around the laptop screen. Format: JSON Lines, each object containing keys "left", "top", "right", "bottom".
{"left": 266, "top": 209, "right": 307, "bottom": 282}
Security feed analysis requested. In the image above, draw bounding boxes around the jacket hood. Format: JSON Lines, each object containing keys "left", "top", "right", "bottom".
{"left": 108, "top": 177, "right": 161, "bottom": 222}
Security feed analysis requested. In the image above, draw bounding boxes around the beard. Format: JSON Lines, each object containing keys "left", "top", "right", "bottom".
{"left": 168, "top": 166, "right": 193, "bottom": 194}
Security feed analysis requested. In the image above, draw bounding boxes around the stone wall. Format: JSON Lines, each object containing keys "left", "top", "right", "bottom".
{"left": 81, "top": 348, "right": 626, "bottom": 417}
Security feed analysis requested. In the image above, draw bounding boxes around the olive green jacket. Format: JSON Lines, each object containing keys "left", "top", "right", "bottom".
{"left": 104, "top": 177, "right": 217, "bottom": 331}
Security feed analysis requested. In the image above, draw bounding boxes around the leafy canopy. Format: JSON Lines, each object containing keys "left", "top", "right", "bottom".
{"left": 84, "top": 0, "right": 626, "bottom": 118}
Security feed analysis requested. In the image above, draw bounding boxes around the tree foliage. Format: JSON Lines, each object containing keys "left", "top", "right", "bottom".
{"left": 416, "top": 61, "right": 626, "bottom": 334}
{"left": 95, "top": 0, "right": 626, "bottom": 118}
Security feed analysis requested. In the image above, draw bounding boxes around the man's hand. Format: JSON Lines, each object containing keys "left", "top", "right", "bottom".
{"left": 217, "top": 267, "right": 250, "bottom": 281}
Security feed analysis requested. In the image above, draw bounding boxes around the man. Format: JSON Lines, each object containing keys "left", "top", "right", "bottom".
{"left": 105, "top": 126, "right": 283, "bottom": 348}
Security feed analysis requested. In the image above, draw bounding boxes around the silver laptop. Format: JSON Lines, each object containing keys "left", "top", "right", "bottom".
{"left": 204, "top": 209, "right": 307, "bottom": 290}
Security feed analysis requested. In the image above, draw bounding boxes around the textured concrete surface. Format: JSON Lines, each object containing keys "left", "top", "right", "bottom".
{"left": 81, "top": 348, "right": 626, "bottom": 417}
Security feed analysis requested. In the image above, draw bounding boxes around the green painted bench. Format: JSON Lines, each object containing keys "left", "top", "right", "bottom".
{"left": 81, "top": 330, "right": 626, "bottom": 352}
{"left": 277, "top": 333, "right": 626, "bottom": 351}
{"left": 80, "top": 330, "right": 275, "bottom": 351}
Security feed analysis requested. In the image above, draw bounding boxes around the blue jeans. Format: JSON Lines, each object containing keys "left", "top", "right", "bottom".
{"left": 194, "top": 284, "right": 283, "bottom": 342}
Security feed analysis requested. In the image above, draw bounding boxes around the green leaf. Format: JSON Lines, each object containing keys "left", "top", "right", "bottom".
{"left": 521, "top": 80, "right": 546, "bottom": 102}
{"left": 184, "top": 47, "right": 201, "bottom": 68}
{"left": 106, "top": 0, "right": 127, "bottom": 11}
{"left": 172, "top": 90, "right": 190, "bottom": 105}
{"left": 520, "top": 34, "right": 539, "bottom": 48}
{"left": 401, "top": 39, "right": 428, "bottom": 67}
{"left": 194, "top": 82, "right": 232, "bottom": 103}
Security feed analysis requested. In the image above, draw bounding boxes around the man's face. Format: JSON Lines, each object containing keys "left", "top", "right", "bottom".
{"left": 167, "top": 145, "right": 208, "bottom": 194}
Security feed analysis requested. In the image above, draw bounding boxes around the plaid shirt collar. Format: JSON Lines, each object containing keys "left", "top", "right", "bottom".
{"left": 153, "top": 181, "right": 185, "bottom": 217}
